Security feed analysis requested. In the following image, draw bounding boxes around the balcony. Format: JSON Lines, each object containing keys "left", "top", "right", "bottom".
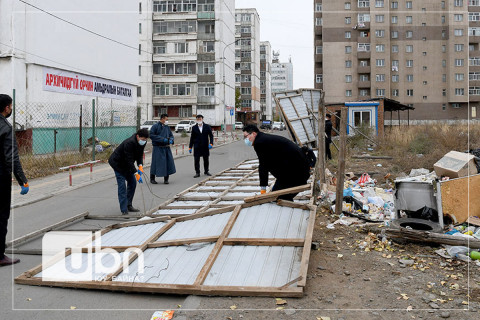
{"left": 470, "top": 95, "right": 480, "bottom": 102}
{"left": 197, "top": 75, "right": 215, "bottom": 82}
{"left": 198, "top": 96, "right": 216, "bottom": 104}
{"left": 358, "top": 81, "right": 371, "bottom": 89}
{"left": 197, "top": 12, "right": 215, "bottom": 19}
{"left": 197, "top": 33, "right": 215, "bottom": 41}
{"left": 357, "top": 51, "right": 371, "bottom": 59}
{"left": 356, "top": 22, "right": 370, "bottom": 30}
{"left": 315, "top": 55, "right": 323, "bottom": 63}
{"left": 357, "top": 65, "right": 371, "bottom": 73}
{"left": 315, "top": 26, "right": 322, "bottom": 36}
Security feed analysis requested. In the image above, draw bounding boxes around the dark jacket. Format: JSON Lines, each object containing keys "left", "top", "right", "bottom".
{"left": 253, "top": 132, "right": 310, "bottom": 187}
{"left": 189, "top": 123, "right": 213, "bottom": 157}
{"left": 325, "top": 119, "right": 332, "bottom": 143}
{"left": 108, "top": 134, "right": 145, "bottom": 176}
{"left": 0, "top": 114, "right": 27, "bottom": 185}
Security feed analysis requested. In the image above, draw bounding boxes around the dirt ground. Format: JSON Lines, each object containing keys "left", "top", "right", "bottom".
{"left": 170, "top": 156, "right": 480, "bottom": 320}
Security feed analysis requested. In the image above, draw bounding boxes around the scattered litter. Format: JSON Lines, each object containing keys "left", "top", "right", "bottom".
{"left": 230, "top": 305, "right": 237, "bottom": 310}
{"left": 275, "top": 298, "right": 287, "bottom": 305}
{"left": 150, "top": 310, "right": 174, "bottom": 320}
{"left": 70, "top": 306, "right": 77, "bottom": 310}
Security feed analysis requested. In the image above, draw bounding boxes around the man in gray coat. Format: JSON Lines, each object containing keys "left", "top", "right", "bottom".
{"left": 150, "top": 114, "right": 176, "bottom": 184}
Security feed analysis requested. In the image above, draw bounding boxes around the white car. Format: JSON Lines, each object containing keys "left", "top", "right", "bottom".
{"left": 175, "top": 120, "right": 196, "bottom": 133}
{"left": 272, "top": 122, "right": 285, "bottom": 130}
{"left": 140, "top": 120, "right": 157, "bottom": 130}
{"left": 235, "top": 122, "right": 243, "bottom": 129}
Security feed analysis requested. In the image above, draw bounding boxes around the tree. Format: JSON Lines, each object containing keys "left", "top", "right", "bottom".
{"left": 235, "top": 88, "right": 241, "bottom": 109}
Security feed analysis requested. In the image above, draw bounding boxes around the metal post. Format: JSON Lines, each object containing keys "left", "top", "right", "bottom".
{"left": 92, "top": 99, "right": 96, "bottom": 161}
{"left": 12, "top": 89, "right": 15, "bottom": 131}
{"left": 335, "top": 108, "right": 348, "bottom": 217}
{"left": 79, "top": 104, "right": 83, "bottom": 152}
{"left": 69, "top": 168, "right": 73, "bottom": 186}
{"left": 54, "top": 129, "right": 58, "bottom": 153}
{"left": 90, "top": 163, "right": 93, "bottom": 180}
{"left": 137, "top": 105, "right": 141, "bottom": 130}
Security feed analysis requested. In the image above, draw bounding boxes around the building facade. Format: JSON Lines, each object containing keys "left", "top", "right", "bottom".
{"left": 271, "top": 51, "right": 294, "bottom": 118}
{"left": 235, "top": 8, "right": 261, "bottom": 115}
{"left": 315, "top": 0, "right": 479, "bottom": 121}
{"left": 260, "top": 41, "right": 272, "bottom": 120}
{"left": 141, "top": 0, "right": 236, "bottom": 128}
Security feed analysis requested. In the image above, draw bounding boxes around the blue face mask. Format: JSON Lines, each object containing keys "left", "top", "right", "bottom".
{"left": 138, "top": 139, "right": 147, "bottom": 146}
{"left": 244, "top": 138, "right": 252, "bottom": 147}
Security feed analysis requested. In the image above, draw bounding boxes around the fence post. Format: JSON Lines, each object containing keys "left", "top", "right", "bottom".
{"left": 137, "top": 105, "right": 141, "bottom": 131}
{"left": 79, "top": 104, "right": 83, "bottom": 152}
{"left": 92, "top": 99, "right": 96, "bottom": 161}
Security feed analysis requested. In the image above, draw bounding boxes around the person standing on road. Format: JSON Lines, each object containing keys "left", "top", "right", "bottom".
{"left": 325, "top": 113, "right": 333, "bottom": 160}
{"left": 189, "top": 114, "right": 213, "bottom": 178}
{"left": 108, "top": 128, "right": 149, "bottom": 214}
{"left": 243, "top": 124, "right": 310, "bottom": 202}
{"left": 0, "top": 94, "right": 29, "bottom": 266}
{"left": 149, "top": 114, "right": 176, "bottom": 184}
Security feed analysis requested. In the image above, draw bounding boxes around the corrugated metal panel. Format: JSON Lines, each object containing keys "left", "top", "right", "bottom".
{"left": 204, "top": 181, "right": 234, "bottom": 186}
{"left": 157, "top": 211, "right": 233, "bottom": 241}
{"left": 37, "top": 252, "right": 126, "bottom": 281}
{"left": 166, "top": 201, "right": 211, "bottom": 207}
{"left": 152, "top": 209, "right": 198, "bottom": 216}
{"left": 211, "top": 176, "right": 241, "bottom": 180}
{"left": 204, "top": 246, "right": 302, "bottom": 287}
{"left": 115, "top": 244, "right": 214, "bottom": 285}
{"left": 229, "top": 203, "right": 310, "bottom": 239}
{"left": 237, "top": 164, "right": 258, "bottom": 169}
{"left": 94, "top": 222, "right": 166, "bottom": 247}
{"left": 222, "top": 191, "right": 259, "bottom": 199}
{"left": 196, "top": 186, "right": 228, "bottom": 191}
{"left": 216, "top": 200, "right": 244, "bottom": 205}
{"left": 181, "top": 192, "right": 223, "bottom": 199}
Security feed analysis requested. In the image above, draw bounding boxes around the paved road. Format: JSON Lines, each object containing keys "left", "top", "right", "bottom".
{"left": 1, "top": 136, "right": 258, "bottom": 319}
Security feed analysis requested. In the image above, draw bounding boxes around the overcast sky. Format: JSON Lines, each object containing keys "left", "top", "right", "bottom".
{"left": 236, "top": 0, "right": 314, "bottom": 89}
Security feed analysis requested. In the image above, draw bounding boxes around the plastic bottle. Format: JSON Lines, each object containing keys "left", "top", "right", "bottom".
{"left": 470, "top": 251, "right": 480, "bottom": 260}
{"left": 446, "top": 246, "right": 469, "bottom": 258}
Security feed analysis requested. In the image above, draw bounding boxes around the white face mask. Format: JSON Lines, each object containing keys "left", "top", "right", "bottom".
{"left": 138, "top": 139, "right": 147, "bottom": 146}
{"left": 197, "top": 121, "right": 203, "bottom": 125}
{"left": 164, "top": 121, "right": 169, "bottom": 125}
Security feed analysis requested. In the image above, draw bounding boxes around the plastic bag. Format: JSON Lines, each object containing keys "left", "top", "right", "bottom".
{"left": 408, "top": 206, "right": 438, "bottom": 222}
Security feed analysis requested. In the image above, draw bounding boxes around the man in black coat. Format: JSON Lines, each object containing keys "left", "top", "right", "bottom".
{"left": 243, "top": 124, "right": 310, "bottom": 201}
{"left": 0, "top": 94, "right": 29, "bottom": 266}
{"left": 325, "top": 114, "right": 333, "bottom": 160}
{"left": 189, "top": 115, "right": 214, "bottom": 178}
{"left": 108, "top": 128, "right": 149, "bottom": 214}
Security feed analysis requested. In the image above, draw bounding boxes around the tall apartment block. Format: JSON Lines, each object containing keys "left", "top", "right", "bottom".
{"left": 139, "top": 0, "right": 236, "bottom": 127}
{"left": 314, "top": 0, "right": 479, "bottom": 121}
{"left": 260, "top": 41, "right": 272, "bottom": 120}
{"left": 271, "top": 51, "right": 294, "bottom": 118}
{"left": 235, "top": 9, "right": 261, "bottom": 114}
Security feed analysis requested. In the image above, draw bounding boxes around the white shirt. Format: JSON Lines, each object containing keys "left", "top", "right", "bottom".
{"left": 198, "top": 124, "right": 203, "bottom": 133}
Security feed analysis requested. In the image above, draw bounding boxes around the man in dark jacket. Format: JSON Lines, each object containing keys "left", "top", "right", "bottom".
{"left": 243, "top": 124, "right": 310, "bottom": 201}
{"left": 189, "top": 114, "right": 214, "bottom": 178}
{"left": 0, "top": 94, "right": 29, "bottom": 266}
{"left": 325, "top": 113, "right": 333, "bottom": 160}
{"left": 150, "top": 114, "right": 176, "bottom": 184}
{"left": 108, "top": 128, "right": 148, "bottom": 214}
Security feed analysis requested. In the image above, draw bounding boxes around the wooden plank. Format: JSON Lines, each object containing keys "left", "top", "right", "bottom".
{"left": 276, "top": 199, "right": 311, "bottom": 210}
{"left": 6, "top": 211, "right": 89, "bottom": 248}
{"left": 467, "top": 216, "right": 480, "bottom": 227}
{"left": 352, "top": 155, "right": 394, "bottom": 160}
{"left": 385, "top": 228, "right": 480, "bottom": 248}
{"left": 314, "top": 90, "right": 326, "bottom": 196}
{"left": 175, "top": 205, "right": 237, "bottom": 222}
{"left": 86, "top": 215, "right": 140, "bottom": 220}
{"left": 440, "top": 174, "right": 480, "bottom": 224}
{"left": 193, "top": 205, "right": 242, "bottom": 285}
{"left": 335, "top": 107, "right": 347, "bottom": 216}
{"left": 223, "top": 238, "right": 304, "bottom": 246}
{"left": 148, "top": 236, "right": 219, "bottom": 248}
{"left": 243, "top": 184, "right": 311, "bottom": 203}
{"left": 5, "top": 248, "right": 43, "bottom": 255}
{"left": 111, "top": 216, "right": 170, "bottom": 229}
{"left": 298, "top": 207, "right": 316, "bottom": 287}
{"left": 279, "top": 276, "right": 303, "bottom": 289}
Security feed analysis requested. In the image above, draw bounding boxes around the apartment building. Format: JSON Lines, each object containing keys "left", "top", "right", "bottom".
{"left": 315, "top": 0, "right": 479, "bottom": 121}
{"left": 260, "top": 41, "right": 272, "bottom": 120}
{"left": 140, "top": 0, "right": 236, "bottom": 127}
{"left": 235, "top": 8, "right": 261, "bottom": 114}
{"left": 271, "top": 51, "right": 294, "bottom": 117}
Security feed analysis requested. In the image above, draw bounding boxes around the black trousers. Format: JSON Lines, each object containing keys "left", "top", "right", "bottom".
{"left": 0, "top": 174, "right": 12, "bottom": 259}
{"left": 325, "top": 140, "right": 332, "bottom": 160}
{"left": 271, "top": 177, "right": 309, "bottom": 202}
{"left": 194, "top": 155, "right": 209, "bottom": 174}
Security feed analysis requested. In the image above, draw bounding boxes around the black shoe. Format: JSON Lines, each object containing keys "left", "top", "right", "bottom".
{"left": 193, "top": 173, "right": 200, "bottom": 178}
{"left": 0, "top": 255, "right": 20, "bottom": 267}
{"left": 164, "top": 180, "right": 169, "bottom": 184}
{"left": 204, "top": 172, "right": 212, "bottom": 176}
{"left": 127, "top": 205, "right": 140, "bottom": 212}
{"left": 121, "top": 211, "right": 128, "bottom": 215}
{"left": 150, "top": 179, "right": 158, "bottom": 184}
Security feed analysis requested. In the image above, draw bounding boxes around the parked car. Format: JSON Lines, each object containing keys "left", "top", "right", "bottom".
{"left": 260, "top": 120, "right": 272, "bottom": 130}
{"left": 175, "top": 120, "right": 196, "bottom": 133}
{"left": 140, "top": 120, "right": 157, "bottom": 131}
{"left": 235, "top": 122, "right": 243, "bottom": 129}
{"left": 272, "top": 121, "right": 286, "bottom": 131}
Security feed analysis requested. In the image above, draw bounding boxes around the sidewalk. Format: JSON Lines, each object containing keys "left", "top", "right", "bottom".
{"left": 11, "top": 135, "right": 240, "bottom": 208}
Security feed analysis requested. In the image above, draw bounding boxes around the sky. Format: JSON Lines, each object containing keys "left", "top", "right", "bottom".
{"left": 236, "top": 0, "right": 314, "bottom": 89}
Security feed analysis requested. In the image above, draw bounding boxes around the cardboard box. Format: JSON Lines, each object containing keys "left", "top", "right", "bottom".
{"left": 433, "top": 151, "right": 477, "bottom": 178}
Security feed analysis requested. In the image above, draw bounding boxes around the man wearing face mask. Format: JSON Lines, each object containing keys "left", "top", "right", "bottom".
{"left": 0, "top": 94, "right": 29, "bottom": 266}
{"left": 189, "top": 114, "right": 214, "bottom": 178}
{"left": 149, "top": 114, "right": 176, "bottom": 184}
{"left": 108, "top": 128, "right": 149, "bottom": 214}
{"left": 243, "top": 124, "right": 310, "bottom": 201}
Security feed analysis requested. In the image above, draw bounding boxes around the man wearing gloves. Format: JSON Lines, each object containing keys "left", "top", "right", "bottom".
{"left": 149, "top": 114, "right": 176, "bottom": 184}
{"left": 242, "top": 124, "right": 310, "bottom": 201}
{"left": 188, "top": 114, "right": 214, "bottom": 178}
{"left": 0, "top": 94, "right": 29, "bottom": 266}
{"left": 108, "top": 128, "right": 149, "bottom": 214}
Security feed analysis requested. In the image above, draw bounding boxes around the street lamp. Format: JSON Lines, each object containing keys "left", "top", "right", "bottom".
{"left": 222, "top": 39, "right": 239, "bottom": 132}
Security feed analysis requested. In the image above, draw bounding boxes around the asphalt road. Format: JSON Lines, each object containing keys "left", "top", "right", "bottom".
{"left": 1, "top": 137, "right": 258, "bottom": 319}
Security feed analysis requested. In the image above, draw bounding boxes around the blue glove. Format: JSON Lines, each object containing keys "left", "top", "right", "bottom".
{"left": 135, "top": 173, "right": 143, "bottom": 183}
{"left": 189, "top": 148, "right": 192, "bottom": 154}
{"left": 208, "top": 144, "right": 213, "bottom": 149}
{"left": 163, "top": 138, "right": 168, "bottom": 143}
{"left": 20, "top": 183, "right": 29, "bottom": 195}
{"left": 169, "top": 138, "right": 174, "bottom": 144}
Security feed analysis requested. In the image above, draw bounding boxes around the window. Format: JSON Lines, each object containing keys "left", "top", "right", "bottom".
{"left": 198, "top": 62, "right": 215, "bottom": 75}
{"left": 375, "top": 30, "right": 385, "bottom": 37}
{"left": 376, "top": 44, "right": 385, "bottom": 52}
{"left": 423, "top": 96, "right": 428, "bottom": 100}
{"left": 442, "top": 1, "right": 446, "bottom": 9}
{"left": 316, "top": 74, "right": 323, "bottom": 83}
{"left": 470, "top": 27, "right": 480, "bottom": 36}
{"left": 359, "top": 74, "right": 369, "bottom": 81}
{"left": 470, "top": 13, "right": 480, "bottom": 21}
{"left": 442, "top": 30, "right": 446, "bottom": 38}
{"left": 240, "top": 26, "right": 251, "bottom": 33}
{"left": 391, "top": 1, "right": 398, "bottom": 9}
{"left": 443, "top": 74, "right": 447, "bottom": 82}
{"left": 345, "top": 46, "right": 352, "bottom": 53}
{"left": 198, "top": 83, "right": 215, "bottom": 97}
{"left": 442, "top": 89, "right": 447, "bottom": 96}
{"left": 375, "top": 15, "right": 384, "bottom": 23}
{"left": 175, "top": 42, "right": 188, "bottom": 53}
{"left": 442, "top": 45, "right": 446, "bottom": 53}
{"left": 358, "top": 43, "right": 370, "bottom": 52}
{"left": 455, "top": 29, "right": 464, "bottom": 36}
{"left": 423, "top": 66, "right": 428, "bottom": 70}
{"left": 470, "top": 0, "right": 480, "bottom": 6}
{"left": 376, "top": 89, "right": 385, "bottom": 96}
{"left": 442, "top": 104, "right": 446, "bottom": 111}
{"left": 392, "top": 60, "right": 399, "bottom": 67}
{"left": 360, "top": 31, "right": 369, "bottom": 37}
{"left": 375, "top": 0, "right": 384, "bottom": 7}
{"left": 456, "top": 73, "right": 465, "bottom": 81}
{"left": 354, "top": 111, "right": 371, "bottom": 127}
{"left": 345, "top": 60, "right": 352, "bottom": 68}
{"left": 455, "top": 44, "right": 464, "bottom": 52}
{"left": 153, "top": 41, "right": 166, "bottom": 54}
{"left": 153, "top": 20, "right": 197, "bottom": 34}
{"left": 392, "top": 45, "right": 399, "bottom": 53}
{"left": 407, "top": 89, "right": 413, "bottom": 96}
{"left": 316, "top": 46, "right": 323, "bottom": 54}
{"left": 345, "top": 2, "right": 351, "bottom": 10}
{"left": 172, "top": 84, "right": 191, "bottom": 96}
{"left": 154, "top": 84, "right": 169, "bottom": 96}
{"left": 315, "top": 3, "right": 322, "bottom": 11}
{"left": 470, "top": 57, "right": 480, "bottom": 66}
{"left": 392, "top": 89, "right": 399, "bottom": 96}
{"left": 139, "top": 23, "right": 142, "bottom": 34}
{"left": 139, "top": 2, "right": 142, "bottom": 14}
{"left": 442, "top": 16, "right": 446, "bottom": 24}
{"left": 345, "top": 75, "right": 352, "bottom": 83}
{"left": 454, "top": 0, "right": 463, "bottom": 6}
{"left": 359, "top": 60, "right": 369, "bottom": 67}
{"left": 202, "top": 41, "right": 214, "bottom": 53}
{"left": 197, "top": 105, "right": 215, "bottom": 110}
{"left": 471, "top": 87, "right": 480, "bottom": 95}
{"left": 376, "top": 59, "right": 385, "bottom": 67}
{"left": 137, "top": 86, "right": 141, "bottom": 97}
{"left": 138, "top": 65, "right": 141, "bottom": 76}
{"left": 358, "top": 14, "right": 370, "bottom": 23}
{"left": 345, "top": 17, "right": 352, "bottom": 24}
{"left": 442, "top": 60, "right": 447, "bottom": 67}
{"left": 471, "top": 44, "right": 476, "bottom": 51}
{"left": 470, "top": 72, "right": 480, "bottom": 80}
{"left": 240, "top": 87, "right": 251, "bottom": 95}
{"left": 315, "top": 18, "right": 322, "bottom": 26}
{"left": 139, "top": 44, "right": 141, "bottom": 55}
{"left": 204, "top": 24, "right": 215, "bottom": 33}
{"left": 153, "top": 62, "right": 196, "bottom": 75}
{"left": 455, "top": 59, "right": 464, "bottom": 66}
{"left": 392, "top": 75, "right": 399, "bottom": 82}
{"left": 358, "top": 1, "right": 370, "bottom": 8}
{"left": 391, "top": 31, "right": 398, "bottom": 38}
{"left": 406, "top": 16, "right": 413, "bottom": 24}
{"left": 345, "top": 31, "right": 351, "bottom": 39}
{"left": 455, "top": 88, "right": 465, "bottom": 95}
{"left": 345, "top": 90, "right": 352, "bottom": 97}
{"left": 454, "top": 14, "right": 464, "bottom": 22}
{"left": 153, "top": 0, "right": 197, "bottom": 13}
{"left": 422, "top": 52, "right": 427, "bottom": 56}
{"left": 406, "top": 31, "right": 413, "bottom": 38}
{"left": 406, "top": 45, "right": 413, "bottom": 53}
{"left": 391, "top": 16, "right": 398, "bottom": 24}
{"left": 407, "top": 74, "right": 413, "bottom": 82}
{"left": 406, "top": 1, "right": 412, "bottom": 9}
{"left": 360, "top": 89, "right": 369, "bottom": 96}
{"left": 452, "top": 103, "right": 461, "bottom": 109}
{"left": 406, "top": 60, "right": 413, "bottom": 67}
{"left": 376, "top": 74, "right": 385, "bottom": 82}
